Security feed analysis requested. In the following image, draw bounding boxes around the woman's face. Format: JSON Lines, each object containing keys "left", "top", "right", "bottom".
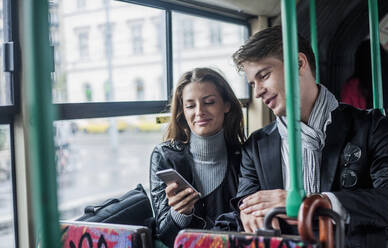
{"left": 182, "top": 81, "right": 230, "bottom": 137}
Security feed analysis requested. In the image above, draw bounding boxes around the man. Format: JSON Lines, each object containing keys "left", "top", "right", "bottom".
{"left": 232, "top": 26, "right": 388, "bottom": 247}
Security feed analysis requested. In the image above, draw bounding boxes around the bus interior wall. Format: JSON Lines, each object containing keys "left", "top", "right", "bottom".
{"left": 293, "top": 0, "right": 388, "bottom": 106}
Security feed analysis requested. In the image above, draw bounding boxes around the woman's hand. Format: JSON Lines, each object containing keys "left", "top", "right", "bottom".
{"left": 165, "top": 183, "right": 200, "bottom": 215}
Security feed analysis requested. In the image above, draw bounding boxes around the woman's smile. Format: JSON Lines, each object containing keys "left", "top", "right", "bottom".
{"left": 195, "top": 118, "right": 211, "bottom": 126}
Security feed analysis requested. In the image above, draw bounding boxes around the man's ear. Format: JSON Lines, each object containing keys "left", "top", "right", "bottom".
{"left": 297, "top": 53, "right": 308, "bottom": 75}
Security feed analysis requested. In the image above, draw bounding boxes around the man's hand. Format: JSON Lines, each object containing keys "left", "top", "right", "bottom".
{"left": 240, "top": 211, "right": 281, "bottom": 233}
{"left": 239, "top": 189, "right": 287, "bottom": 232}
{"left": 240, "top": 211, "right": 264, "bottom": 233}
{"left": 165, "top": 183, "right": 200, "bottom": 215}
{"left": 239, "top": 189, "right": 287, "bottom": 218}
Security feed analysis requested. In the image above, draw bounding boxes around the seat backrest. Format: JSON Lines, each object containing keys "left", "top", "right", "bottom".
{"left": 174, "top": 229, "right": 318, "bottom": 248}
{"left": 60, "top": 220, "right": 153, "bottom": 248}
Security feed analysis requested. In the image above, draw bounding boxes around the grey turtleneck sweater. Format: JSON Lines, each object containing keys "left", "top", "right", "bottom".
{"left": 171, "top": 129, "right": 228, "bottom": 227}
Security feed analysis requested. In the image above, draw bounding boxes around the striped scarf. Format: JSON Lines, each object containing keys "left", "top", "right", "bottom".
{"left": 277, "top": 84, "right": 338, "bottom": 194}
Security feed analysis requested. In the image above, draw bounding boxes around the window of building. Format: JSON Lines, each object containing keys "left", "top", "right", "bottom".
{"left": 100, "top": 23, "right": 114, "bottom": 58}
{"left": 104, "top": 80, "right": 111, "bottom": 101}
{"left": 182, "top": 19, "right": 194, "bottom": 49}
{"left": 77, "top": 0, "right": 86, "bottom": 9}
{"left": 210, "top": 23, "right": 222, "bottom": 45}
{"left": 153, "top": 19, "right": 162, "bottom": 51}
{"left": 130, "top": 23, "right": 143, "bottom": 55}
{"left": 76, "top": 29, "right": 89, "bottom": 59}
{"left": 83, "top": 83, "right": 92, "bottom": 101}
{"left": 135, "top": 78, "right": 144, "bottom": 100}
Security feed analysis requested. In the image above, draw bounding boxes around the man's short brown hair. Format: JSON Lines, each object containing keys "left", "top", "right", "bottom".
{"left": 232, "top": 26, "right": 316, "bottom": 78}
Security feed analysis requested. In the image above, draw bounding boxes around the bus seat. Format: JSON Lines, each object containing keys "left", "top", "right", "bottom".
{"left": 60, "top": 220, "right": 153, "bottom": 248}
{"left": 173, "top": 229, "right": 318, "bottom": 248}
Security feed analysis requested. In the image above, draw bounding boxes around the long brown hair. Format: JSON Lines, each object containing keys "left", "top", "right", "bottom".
{"left": 165, "top": 67, "right": 245, "bottom": 148}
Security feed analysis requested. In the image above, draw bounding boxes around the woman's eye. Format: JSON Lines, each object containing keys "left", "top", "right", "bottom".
{"left": 205, "top": 101, "right": 215, "bottom": 105}
{"left": 185, "top": 105, "right": 194, "bottom": 109}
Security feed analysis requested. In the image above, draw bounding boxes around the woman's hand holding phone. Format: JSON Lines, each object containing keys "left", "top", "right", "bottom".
{"left": 165, "top": 182, "right": 200, "bottom": 215}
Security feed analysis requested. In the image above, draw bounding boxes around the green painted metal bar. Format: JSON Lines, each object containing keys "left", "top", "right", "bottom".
{"left": 368, "top": 0, "right": 386, "bottom": 115}
{"left": 309, "top": 0, "right": 319, "bottom": 83}
{"left": 24, "top": 0, "right": 61, "bottom": 247}
{"left": 281, "top": 0, "right": 306, "bottom": 218}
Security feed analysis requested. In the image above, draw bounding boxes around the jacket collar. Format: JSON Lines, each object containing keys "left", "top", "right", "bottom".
{"left": 258, "top": 105, "right": 351, "bottom": 191}
{"left": 258, "top": 123, "right": 283, "bottom": 189}
{"left": 320, "top": 105, "right": 351, "bottom": 191}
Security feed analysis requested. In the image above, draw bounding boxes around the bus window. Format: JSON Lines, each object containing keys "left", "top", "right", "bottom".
{"left": 172, "top": 12, "right": 249, "bottom": 99}
{"left": 49, "top": 1, "right": 167, "bottom": 103}
{"left": 54, "top": 114, "right": 167, "bottom": 220}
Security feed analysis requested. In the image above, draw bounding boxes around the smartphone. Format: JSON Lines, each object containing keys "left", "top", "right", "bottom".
{"left": 156, "top": 168, "right": 201, "bottom": 197}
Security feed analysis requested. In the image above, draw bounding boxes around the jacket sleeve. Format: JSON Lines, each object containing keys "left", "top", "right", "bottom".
{"left": 149, "top": 146, "right": 182, "bottom": 246}
{"left": 334, "top": 110, "right": 388, "bottom": 229}
{"left": 231, "top": 135, "right": 261, "bottom": 210}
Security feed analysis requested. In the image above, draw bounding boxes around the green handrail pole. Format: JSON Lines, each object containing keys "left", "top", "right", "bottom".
{"left": 368, "top": 0, "right": 386, "bottom": 115}
{"left": 309, "top": 0, "right": 319, "bottom": 83}
{"left": 24, "top": 0, "right": 61, "bottom": 247}
{"left": 281, "top": 0, "right": 306, "bottom": 217}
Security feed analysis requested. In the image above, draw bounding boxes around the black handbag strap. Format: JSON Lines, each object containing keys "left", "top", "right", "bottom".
{"left": 84, "top": 198, "right": 120, "bottom": 214}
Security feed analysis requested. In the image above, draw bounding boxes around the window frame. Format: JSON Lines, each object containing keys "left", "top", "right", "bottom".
{"left": 54, "top": 0, "right": 251, "bottom": 121}
{"left": 1, "top": 0, "right": 20, "bottom": 247}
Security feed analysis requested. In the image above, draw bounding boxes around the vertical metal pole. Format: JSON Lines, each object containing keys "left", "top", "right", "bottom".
{"left": 309, "top": 0, "right": 319, "bottom": 83}
{"left": 24, "top": 0, "right": 60, "bottom": 247}
{"left": 281, "top": 0, "right": 306, "bottom": 218}
{"left": 368, "top": 0, "right": 385, "bottom": 115}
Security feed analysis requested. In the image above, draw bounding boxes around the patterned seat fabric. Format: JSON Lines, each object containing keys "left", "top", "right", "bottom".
{"left": 174, "top": 230, "right": 318, "bottom": 248}
{"left": 61, "top": 221, "right": 151, "bottom": 248}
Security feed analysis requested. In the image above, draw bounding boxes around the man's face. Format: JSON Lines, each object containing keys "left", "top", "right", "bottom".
{"left": 243, "top": 57, "right": 286, "bottom": 116}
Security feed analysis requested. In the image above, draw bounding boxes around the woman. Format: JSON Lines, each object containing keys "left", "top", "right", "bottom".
{"left": 341, "top": 39, "right": 388, "bottom": 109}
{"left": 149, "top": 67, "right": 245, "bottom": 247}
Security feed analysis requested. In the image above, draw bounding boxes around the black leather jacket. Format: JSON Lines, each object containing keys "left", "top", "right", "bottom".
{"left": 233, "top": 104, "right": 388, "bottom": 247}
{"left": 150, "top": 140, "right": 241, "bottom": 247}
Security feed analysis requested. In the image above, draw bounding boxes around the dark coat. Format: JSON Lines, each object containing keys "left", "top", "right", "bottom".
{"left": 150, "top": 140, "right": 241, "bottom": 247}
{"left": 233, "top": 104, "right": 388, "bottom": 248}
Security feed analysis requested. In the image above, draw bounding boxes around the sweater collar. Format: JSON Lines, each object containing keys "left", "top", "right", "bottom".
{"left": 189, "top": 129, "right": 226, "bottom": 162}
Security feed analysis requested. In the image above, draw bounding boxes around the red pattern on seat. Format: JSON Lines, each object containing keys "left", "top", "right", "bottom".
{"left": 174, "top": 230, "right": 317, "bottom": 248}
{"left": 61, "top": 222, "right": 138, "bottom": 248}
